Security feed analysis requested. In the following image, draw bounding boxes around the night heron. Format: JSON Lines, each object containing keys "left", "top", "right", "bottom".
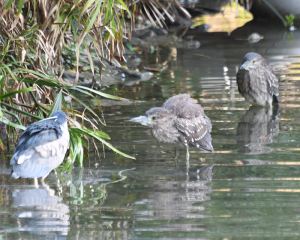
{"left": 10, "top": 111, "right": 70, "bottom": 187}
{"left": 130, "top": 94, "right": 213, "bottom": 167}
{"left": 236, "top": 52, "right": 279, "bottom": 106}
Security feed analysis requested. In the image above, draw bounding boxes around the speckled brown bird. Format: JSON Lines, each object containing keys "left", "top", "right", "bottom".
{"left": 236, "top": 52, "right": 279, "bottom": 106}
{"left": 130, "top": 94, "right": 213, "bottom": 156}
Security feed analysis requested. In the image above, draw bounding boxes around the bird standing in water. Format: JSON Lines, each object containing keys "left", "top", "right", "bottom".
{"left": 10, "top": 111, "right": 70, "bottom": 187}
{"left": 130, "top": 94, "right": 213, "bottom": 168}
{"left": 236, "top": 52, "right": 279, "bottom": 107}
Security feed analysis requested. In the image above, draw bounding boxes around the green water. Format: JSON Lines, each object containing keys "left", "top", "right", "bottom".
{"left": 1, "top": 21, "right": 300, "bottom": 239}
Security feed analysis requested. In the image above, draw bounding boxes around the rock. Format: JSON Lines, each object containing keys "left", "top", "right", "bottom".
{"left": 150, "top": 28, "right": 168, "bottom": 36}
{"left": 118, "top": 68, "right": 142, "bottom": 79}
{"left": 247, "top": 33, "right": 264, "bottom": 43}
{"left": 183, "top": 35, "right": 194, "bottom": 41}
{"left": 176, "top": 40, "right": 201, "bottom": 49}
{"left": 140, "top": 72, "right": 154, "bottom": 81}
{"left": 289, "top": 26, "right": 297, "bottom": 31}
{"left": 125, "top": 37, "right": 149, "bottom": 48}
{"left": 125, "top": 55, "right": 142, "bottom": 68}
{"left": 193, "top": 24, "right": 211, "bottom": 32}
{"left": 61, "top": 71, "right": 88, "bottom": 83}
{"left": 64, "top": 96, "right": 72, "bottom": 103}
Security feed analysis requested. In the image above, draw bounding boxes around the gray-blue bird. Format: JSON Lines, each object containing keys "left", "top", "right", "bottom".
{"left": 10, "top": 111, "right": 70, "bottom": 185}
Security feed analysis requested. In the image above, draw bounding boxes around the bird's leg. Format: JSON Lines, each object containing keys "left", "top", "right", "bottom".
{"left": 185, "top": 147, "right": 190, "bottom": 170}
{"left": 185, "top": 147, "right": 190, "bottom": 181}
{"left": 34, "top": 178, "right": 39, "bottom": 188}
{"left": 174, "top": 147, "right": 179, "bottom": 167}
{"left": 41, "top": 171, "right": 50, "bottom": 187}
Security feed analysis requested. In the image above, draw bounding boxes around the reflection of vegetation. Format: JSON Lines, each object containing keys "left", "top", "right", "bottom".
{"left": 285, "top": 14, "right": 296, "bottom": 27}
{"left": 68, "top": 168, "right": 134, "bottom": 205}
{"left": 283, "top": 31, "right": 294, "bottom": 42}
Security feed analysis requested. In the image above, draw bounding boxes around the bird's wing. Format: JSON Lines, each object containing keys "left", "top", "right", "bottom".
{"left": 252, "top": 64, "right": 279, "bottom": 98}
{"left": 175, "top": 116, "right": 213, "bottom": 152}
{"left": 10, "top": 119, "right": 63, "bottom": 165}
{"left": 163, "top": 94, "right": 213, "bottom": 151}
{"left": 203, "top": 113, "right": 212, "bottom": 132}
{"left": 236, "top": 69, "right": 250, "bottom": 95}
{"left": 262, "top": 63, "right": 279, "bottom": 98}
{"left": 11, "top": 135, "right": 69, "bottom": 179}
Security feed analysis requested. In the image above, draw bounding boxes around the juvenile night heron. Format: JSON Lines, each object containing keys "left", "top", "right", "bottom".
{"left": 130, "top": 94, "right": 213, "bottom": 166}
{"left": 236, "top": 52, "right": 279, "bottom": 106}
{"left": 10, "top": 111, "right": 70, "bottom": 186}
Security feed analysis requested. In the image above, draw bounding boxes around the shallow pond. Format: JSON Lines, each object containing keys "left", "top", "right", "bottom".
{"left": 2, "top": 20, "right": 300, "bottom": 239}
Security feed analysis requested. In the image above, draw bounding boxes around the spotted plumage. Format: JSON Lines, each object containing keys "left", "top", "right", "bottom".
{"left": 236, "top": 52, "right": 279, "bottom": 106}
{"left": 130, "top": 94, "right": 213, "bottom": 152}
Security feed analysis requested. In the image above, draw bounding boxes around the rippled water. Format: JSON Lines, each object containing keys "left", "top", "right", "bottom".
{"left": 2, "top": 20, "right": 300, "bottom": 239}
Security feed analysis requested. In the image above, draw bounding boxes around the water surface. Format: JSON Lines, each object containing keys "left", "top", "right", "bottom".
{"left": 1, "top": 20, "right": 300, "bottom": 239}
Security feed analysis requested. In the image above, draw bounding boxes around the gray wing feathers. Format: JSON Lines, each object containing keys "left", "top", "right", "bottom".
{"left": 10, "top": 118, "right": 62, "bottom": 166}
{"left": 250, "top": 65, "right": 279, "bottom": 98}
{"left": 11, "top": 145, "right": 66, "bottom": 179}
{"left": 10, "top": 129, "right": 60, "bottom": 165}
{"left": 263, "top": 66, "right": 279, "bottom": 100}
{"left": 175, "top": 116, "right": 213, "bottom": 152}
{"left": 11, "top": 136, "right": 69, "bottom": 179}
{"left": 237, "top": 69, "right": 250, "bottom": 95}
{"left": 204, "top": 114, "right": 212, "bottom": 132}
{"left": 162, "top": 94, "right": 213, "bottom": 151}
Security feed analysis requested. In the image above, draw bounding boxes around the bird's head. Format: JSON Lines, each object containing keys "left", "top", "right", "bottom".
{"left": 240, "top": 52, "right": 264, "bottom": 71}
{"left": 130, "top": 107, "right": 173, "bottom": 128}
{"left": 51, "top": 110, "right": 67, "bottom": 125}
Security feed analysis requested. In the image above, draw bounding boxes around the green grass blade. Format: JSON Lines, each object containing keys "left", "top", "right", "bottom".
{"left": 70, "top": 127, "right": 110, "bottom": 139}
{"left": 0, "top": 108, "right": 22, "bottom": 125}
{"left": 1, "top": 102, "right": 43, "bottom": 120}
{"left": 85, "top": 2, "right": 101, "bottom": 33}
{"left": 67, "top": 90, "right": 103, "bottom": 123}
{"left": 0, "top": 117, "right": 26, "bottom": 130}
{"left": 70, "top": 127, "right": 135, "bottom": 159}
{"left": 0, "top": 87, "right": 34, "bottom": 100}
{"left": 48, "top": 89, "right": 63, "bottom": 117}
{"left": 5, "top": 0, "right": 14, "bottom": 9}
{"left": 75, "top": 86, "right": 127, "bottom": 100}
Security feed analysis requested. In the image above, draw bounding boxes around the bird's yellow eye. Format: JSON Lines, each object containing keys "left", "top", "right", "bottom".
{"left": 152, "top": 116, "right": 156, "bottom": 120}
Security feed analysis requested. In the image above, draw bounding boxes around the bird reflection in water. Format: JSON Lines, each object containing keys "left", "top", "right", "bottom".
{"left": 142, "top": 164, "right": 213, "bottom": 227}
{"left": 237, "top": 105, "right": 279, "bottom": 154}
{"left": 12, "top": 184, "right": 69, "bottom": 238}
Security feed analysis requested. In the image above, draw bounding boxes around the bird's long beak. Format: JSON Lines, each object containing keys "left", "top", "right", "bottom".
{"left": 129, "top": 116, "right": 149, "bottom": 124}
{"left": 240, "top": 60, "right": 252, "bottom": 70}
